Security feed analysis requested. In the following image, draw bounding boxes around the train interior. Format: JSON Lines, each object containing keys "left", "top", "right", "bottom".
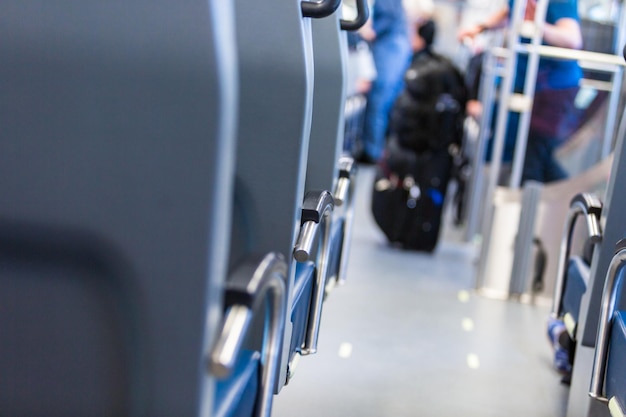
{"left": 2, "top": 0, "right": 626, "bottom": 416}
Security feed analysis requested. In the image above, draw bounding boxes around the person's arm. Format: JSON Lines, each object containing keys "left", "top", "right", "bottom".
{"left": 542, "top": 18, "right": 582, "bottom": 49}
{"left": 457, "top": 7, "right": 510, "bottom": 41}
{"left": 358, "top": 18, "right": 377, "bottom": 41}
{"left": 523, "top": 0, "right": 582, "bottom": 49}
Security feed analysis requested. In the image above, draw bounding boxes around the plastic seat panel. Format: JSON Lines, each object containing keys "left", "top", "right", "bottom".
{"left": 606, "top": 310, "right": 626, "bottom": 413}
{"left": 214, "top": 350, "right": 261, "bottom": 417}
{"left": 326, "top": 218, "right": 345, "bottom": 281}
{"left": 562, "top": 256, "right": 590, "bottom": 325}
{"left": 289, "top": 261, "right": 316, "bottom": 355}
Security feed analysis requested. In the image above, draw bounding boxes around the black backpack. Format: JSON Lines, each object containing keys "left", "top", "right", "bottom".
{"left": 389, "top": 50, "right": 467, "bottom": 153}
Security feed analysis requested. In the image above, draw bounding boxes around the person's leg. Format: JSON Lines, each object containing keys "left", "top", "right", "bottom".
{"left": 543, "top": 139, "right": 569, "bottom": 182}
{"left": 361, "top": 34, "right": 411, "bottom": 161}
{"left": 523, "top": 132, "right": 568, "bottom": 184}
{"left": 522, "top": 133, "right": 547, "bottom": 183}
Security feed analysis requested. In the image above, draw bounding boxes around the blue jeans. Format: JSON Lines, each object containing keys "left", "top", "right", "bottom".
{"left": 485, "top": 109, "right": 568, "bottom": 184}
{"left": 522, "top": 132, "right": 568, "bottom": 183}
{"left": 362, "top": 33, "right": 411, "bottom": 160}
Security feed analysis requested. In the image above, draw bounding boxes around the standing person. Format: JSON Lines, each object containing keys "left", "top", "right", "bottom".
{"left": 457, "top": 0, "right": 583, "bottom": 183}
{"left": 358, "top": 0, "right": 413, "bottom": 164}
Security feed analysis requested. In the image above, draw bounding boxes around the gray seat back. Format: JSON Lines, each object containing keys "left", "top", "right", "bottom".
{"left": 231, "top": 0, "right": 315, "bottom": 391}
{"left": 0, "top": 1, "right": 237, "bottom": 415}
{"left": 306, "top": 11, "right": 347, "bottom": 193}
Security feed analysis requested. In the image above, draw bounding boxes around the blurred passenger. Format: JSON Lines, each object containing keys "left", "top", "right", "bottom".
{"left": 409, "top": 15, "right": 435, "bottom": 54}
{"left": 547, "top": 317, "right": 573, "bottom": 382}
{"left": 457, "top": 0, "right": 583, "bottom": 183}
{"left": 463, "top": 50, "right": 485, "bottom": 120}
{"left": 343, "top": 31, "right": 377, "bottom": 158}
{"left": 346, "top": 31, "right": 377, "bottom": 98}
{"left": 358, "top": 0, "right": 413, "bottom": 164}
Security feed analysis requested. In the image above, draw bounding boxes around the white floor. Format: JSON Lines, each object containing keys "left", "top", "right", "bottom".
{"left": 272, "top": 165, "right": 570, "bottom": 417}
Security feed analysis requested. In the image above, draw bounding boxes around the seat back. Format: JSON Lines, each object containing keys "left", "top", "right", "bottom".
{"left": 306, "top": 11, "right": 347, "bottom": 193}
{"left": 0, "top": 1, "right": 237, "bottom": 415}
{"left": 231, "top": 0, "right": 313, "bottom": 262}
{"left": 230, "top": 0, "right": 316, "bottom": 392}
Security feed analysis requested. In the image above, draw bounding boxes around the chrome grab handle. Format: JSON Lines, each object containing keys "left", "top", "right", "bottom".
{"left": 301, "top": 0, "right": 341, "bottom": 19}
{"left": 576, "top": 193, "right": 603, "bottom": 241}
{"left": 210, "top": 305, "right": 254, "bottom": 378}
{"left": 589, "top": 239, "right": 626, "bottom": 402}
{"left": 293, "top": 190, "right": 335, "bottom": 262}
{"left": 209, "top": 252, "right": 288, "bottom": 417}
{"left": 340, "top": 0, "right": 369, "bottom": 31}
{"left": 333, "top": 156, "right": 356, "bottom": 207}
{"left": 551, "top": 193, "right": 603, "bottom": 319}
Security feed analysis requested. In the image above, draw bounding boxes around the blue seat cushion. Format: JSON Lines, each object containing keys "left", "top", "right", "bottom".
{"left": 214, "top": 350, "right": 260, "bottom": 417}
{"left": 289, "top": 261, "right": 315, "bottom": 355}
{"left": 606, "top": 310, "right": 626, "bottom": 411}
{"left": 562, "top": 256, "right": 589, "bottom": 325}
{"left": 326, "top": 219, "right": 345, "bottom": 281}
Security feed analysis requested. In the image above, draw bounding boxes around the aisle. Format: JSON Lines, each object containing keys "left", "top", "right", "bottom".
{"left": 272, "top": 165, "right": 569, "bottom": 417}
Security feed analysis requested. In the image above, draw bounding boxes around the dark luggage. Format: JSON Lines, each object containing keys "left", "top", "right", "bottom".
{"left": 389, "top": 51, "right": 466, "bottom": 154}
{"left": 371, "top": 48, "right": 466, "bottom": 252}
{"left": 372, "top": 137, "right": 454, "bottom": 252}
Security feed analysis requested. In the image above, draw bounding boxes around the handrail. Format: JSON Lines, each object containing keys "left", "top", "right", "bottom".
{"left": 551, "top": 193, "right": 603, "bottom": 319}
{"left": 209, "top": 252, "right": 288, "bottom": 417}
{"left": 340, "top": 0, "right": 369, "bottom": 31}
{"left": 589, "top": 239, "right": 626, "bottom": 402}
{"left": 491, "top": 45, "right": 626, "bottom": 74}
{"left": 513, "top": 43, "right": 626, "bottom": 71}
{"left": 301, "top": 0, "right": 341, "bottom": 19}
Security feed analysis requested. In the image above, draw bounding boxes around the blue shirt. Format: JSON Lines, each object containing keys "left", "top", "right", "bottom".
{"left": 509, "top": 0, "right": 582, "bottom": 91}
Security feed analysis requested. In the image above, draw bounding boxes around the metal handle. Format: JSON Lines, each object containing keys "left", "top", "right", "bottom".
{"left": 551, "top": 193, "right": 603, "bottom": 318}
{"left": 208, "top": 252, "right": 288, "bottom": 417}
{"left": 293, "top": 190, "right": 335, "bottom": 262}
{"left": 340, "top": 0, "right": 369, "bottom": 31}
{"left": 589, "top": 240, "right": 626, "bottom": 402}
{"left": 333, "top": 156, "right": 358, "bottom": 286}
{"left": 333, "top": 156, "right": 356, "bottom": 206}
{"left": 301, "top": 0, "right": 341, "bottom": 19}
{"left": 292, "top": 191, "right": 335, "bottom": 355}
{"left": 572, "top": 193, "right": 603, "bottom": 236}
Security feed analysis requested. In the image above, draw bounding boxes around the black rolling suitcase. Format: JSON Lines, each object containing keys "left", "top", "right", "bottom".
{"left": 372, "top": 137, "right": 453, "bottom": 252}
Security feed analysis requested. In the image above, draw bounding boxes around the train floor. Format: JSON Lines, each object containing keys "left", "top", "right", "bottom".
{"left": 273, "top": 164, "right": 570, "bottom": 417}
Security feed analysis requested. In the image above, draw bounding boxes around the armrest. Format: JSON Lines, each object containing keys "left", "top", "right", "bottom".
{"left": 552, "top": 192, "right": 603, "bottom": 318}
{"left": 209, "top": 253, "right": 288, "bottom": 417}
